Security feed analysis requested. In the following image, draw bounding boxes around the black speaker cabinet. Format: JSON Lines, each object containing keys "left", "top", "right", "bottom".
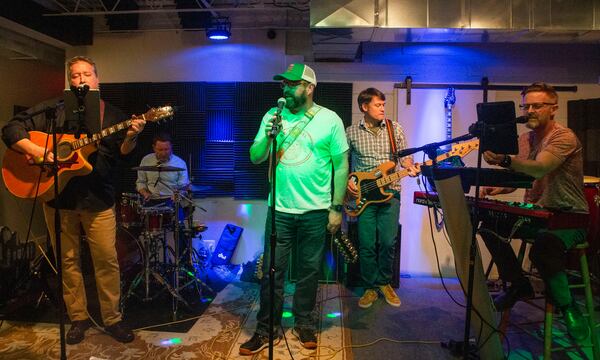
{"left": 345, "top": 222, "right": 401, "bottom": 289}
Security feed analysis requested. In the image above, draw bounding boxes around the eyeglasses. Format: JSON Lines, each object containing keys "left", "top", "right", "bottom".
{"left": 280, "top": 80, "right": 304, "bottom": 89}
{"left": 518, "top": 102, "right": 557, "bottom": 111}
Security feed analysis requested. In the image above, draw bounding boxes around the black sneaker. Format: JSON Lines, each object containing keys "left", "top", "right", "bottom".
{"left": 66, "top": 319, "right": 92, "bottom": 345}
{"left": 493, "top": 281, "right": 534, "bottom": 311}
{"left": 292, "top": 327, "right": 317, "bottom": 349}
{"left": 105, "top": 321, "right": 135, "bottom": 343}
{"left": 239, "top": 333, "right": 281, "bottom": 355}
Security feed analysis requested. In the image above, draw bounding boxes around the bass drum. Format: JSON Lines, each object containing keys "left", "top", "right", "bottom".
{"left": 115, "top": 227, "right": 142, "bottom": 283}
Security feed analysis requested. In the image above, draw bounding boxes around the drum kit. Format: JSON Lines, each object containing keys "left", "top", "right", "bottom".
{"left": 117, "top": 164, "right": 210, "bottom": 318}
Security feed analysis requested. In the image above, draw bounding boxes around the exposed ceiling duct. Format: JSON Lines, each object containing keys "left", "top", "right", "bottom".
{"left": 310, "top": 0, "right": 600, "bottom": 62}
{"left": 0, "top": 0, "right": 93, "bottom": 46}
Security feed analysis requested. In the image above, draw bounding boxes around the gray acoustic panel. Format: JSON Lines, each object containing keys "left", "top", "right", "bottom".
{"left": 234, "top": 111, "right": 263, "bottom": 140}
{"left": 204, "top": 141, "right": 234, "bottom": 169}
{"left": 173, "top": 111, "right": 206, "bottom": 139}
{"left": 234, "top": 169, "right": 269, "bottom": 200}
{"left": 206, "top": 83, "right": 236, "bottom": 110}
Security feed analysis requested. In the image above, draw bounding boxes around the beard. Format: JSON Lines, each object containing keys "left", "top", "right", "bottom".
{"left": 285, "top": 91, "right": 307, "bottom": 110}
{"left": 525, "top": 117, "right": 540, "bottom": 130}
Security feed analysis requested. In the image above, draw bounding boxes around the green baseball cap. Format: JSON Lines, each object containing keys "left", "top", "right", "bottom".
{"left": 273, "top": 63, "right": 317, "bottom": 85}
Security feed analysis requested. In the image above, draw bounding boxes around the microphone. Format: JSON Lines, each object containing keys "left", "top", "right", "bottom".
{"left": 269, "top": 97, "right": 286, "bottom": 137}
{"left": 515, "top": 115, "right": 529, "bottom": 124}
{"left": 70, "top": 83, "right": 90, "bottom": 98}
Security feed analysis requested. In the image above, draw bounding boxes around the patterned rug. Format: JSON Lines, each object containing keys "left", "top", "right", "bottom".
{"left": 0, "top": 281, "right": 352, "bottom": 360}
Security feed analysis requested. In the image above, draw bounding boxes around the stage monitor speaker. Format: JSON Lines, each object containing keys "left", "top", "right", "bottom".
{"left": 345, "top": 223, "right": 401, "bottom": 289}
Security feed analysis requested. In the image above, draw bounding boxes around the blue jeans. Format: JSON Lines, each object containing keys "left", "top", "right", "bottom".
{"left": 255, "top": 208, "right": 328, "bottom": 335}
{"left": 357, "top": 195, "right": 400, "bottom": 289}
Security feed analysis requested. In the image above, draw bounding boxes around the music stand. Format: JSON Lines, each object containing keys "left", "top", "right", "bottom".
{"left": 460, "top": 100, "right": 520, "bottom": 359}
{"left": 63, "top": 89, "right": 100, "bottom": 136}
{"left": 477, "top": 101, "right": 518, "bottom": 154}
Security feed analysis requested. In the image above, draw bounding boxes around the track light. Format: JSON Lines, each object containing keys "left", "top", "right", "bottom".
{"left": 206, "top": 17, "right": 231, "bottom": 40}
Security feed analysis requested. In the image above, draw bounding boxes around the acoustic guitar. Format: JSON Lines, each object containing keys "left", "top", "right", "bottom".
{"left": 345, "top": 139, "right": 479, "bottom": 217}
{"left": 2, "top": 106, "right": 174, "bottom": 201}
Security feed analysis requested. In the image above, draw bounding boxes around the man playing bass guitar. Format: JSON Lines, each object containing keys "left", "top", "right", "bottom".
{"left": 346, "top": 87, "right": 419, "bottom": 309}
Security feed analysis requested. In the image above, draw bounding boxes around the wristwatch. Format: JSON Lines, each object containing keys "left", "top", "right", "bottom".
{"left": 499, "top": 154, "right": 512, "bottom": 168}
{"left": 329, "top": 204, "right": 343, "bottom": 212}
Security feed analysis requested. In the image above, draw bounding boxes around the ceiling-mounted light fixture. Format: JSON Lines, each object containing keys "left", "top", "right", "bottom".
{"left": 206, "top": 17, "right": 231, "bottom": 40}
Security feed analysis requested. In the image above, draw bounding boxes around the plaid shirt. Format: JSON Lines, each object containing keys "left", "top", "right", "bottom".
{"left": 346, "top": 119, "right": 411, "bottom": 192}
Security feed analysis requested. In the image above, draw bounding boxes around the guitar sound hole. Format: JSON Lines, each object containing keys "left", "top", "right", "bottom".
{"left": 56, "top": 142, "right": 73, "bottom": 159}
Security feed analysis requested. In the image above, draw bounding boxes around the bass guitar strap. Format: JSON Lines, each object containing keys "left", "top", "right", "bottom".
{"left": 384, "top": 118, "right": 398, "bottom": 163}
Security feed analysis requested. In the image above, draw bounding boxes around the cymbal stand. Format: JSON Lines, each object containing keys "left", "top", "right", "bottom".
{"left": 169, "top": 189, "right": 213, "bottom": 319}
{"left": 123, "top": 223, "right": 185, "bottom": 305}
{"left": 179, "top": 195, "right": 213, "bottom": 293}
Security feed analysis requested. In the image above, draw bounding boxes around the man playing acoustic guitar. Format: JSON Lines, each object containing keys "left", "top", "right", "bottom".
{"left": 2, "top": 56, "right": 146, "bottom": 344}
{"left": 346, "top": 87, "right": 419, "bottom": 309}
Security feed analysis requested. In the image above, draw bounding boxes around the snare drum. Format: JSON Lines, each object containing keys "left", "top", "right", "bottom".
{"left": 118, "top": 193, "right": 142, "bottom": 228}
{"left": 141, "top": 206, "right": 174, "bottom": 235}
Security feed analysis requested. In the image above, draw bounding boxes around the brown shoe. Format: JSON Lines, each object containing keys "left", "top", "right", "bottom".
{"left": 358, "top": 289, "right": 378, "bottom": 308}
{"left": 292, "top": 327, "right": 317, "bottom": 349}
{"left": 379, "top": 284, "right": 401, "bottom": 307}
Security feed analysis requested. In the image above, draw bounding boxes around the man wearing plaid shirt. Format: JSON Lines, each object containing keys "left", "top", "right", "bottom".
{"left": 346, "top": 87, "right": 418, "bottom": 309}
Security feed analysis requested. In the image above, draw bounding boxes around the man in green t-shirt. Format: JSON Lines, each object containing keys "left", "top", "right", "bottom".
{"left": 239, "top": 63, "right": 349, "bottom": 355}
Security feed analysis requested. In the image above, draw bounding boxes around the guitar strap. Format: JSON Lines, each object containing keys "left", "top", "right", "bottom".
{"left": 268, "top": 104, "right": 322, "bottom": 178}
{"left": 384, "top": 118, "right": 398, "bottom": 163}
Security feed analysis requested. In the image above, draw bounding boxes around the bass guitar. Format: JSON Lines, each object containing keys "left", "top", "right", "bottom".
{"left": 345, "top": 139, "right": 479, "bottom": 217}
{"left": 2, "top": 106, "right": 174, "bottom": 201}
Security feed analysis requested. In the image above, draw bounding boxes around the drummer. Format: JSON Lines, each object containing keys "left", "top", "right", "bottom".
{"left": 136, "top": 132, "right": 190, "bottom": 204}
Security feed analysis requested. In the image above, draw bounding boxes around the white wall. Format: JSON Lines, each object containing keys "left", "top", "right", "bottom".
{"left": 0, "top": 56, "right": 64, "bottom": 242}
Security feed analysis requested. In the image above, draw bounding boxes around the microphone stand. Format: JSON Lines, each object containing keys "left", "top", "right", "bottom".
{"left": 27, "top": 103, "right": 69, "bottom": 360}
{"left": 16, "top": 102, "right": 68, "bottom": 359}
{"left": 50, "top": 104, "right": 68, "bottom": 360}
{"left": 267, "top": 113, "right": 281, "bottom": 360}
{"left": 412, "top": 123, "right": 494, "bottom": 359}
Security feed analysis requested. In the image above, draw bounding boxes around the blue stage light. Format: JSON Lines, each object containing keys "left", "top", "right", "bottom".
{"left": 206, "top": 17, "right": 231, "bottom": 40}
{"left": 207, "top": 28, "right": 231, "bottom": 40}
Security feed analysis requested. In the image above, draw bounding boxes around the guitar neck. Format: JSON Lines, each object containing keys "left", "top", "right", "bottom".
{"left": 70, "top": 119, "right": 133, "bottom": 150}
{"left": 445, "top": 107, "right": 453, "bottom": 140}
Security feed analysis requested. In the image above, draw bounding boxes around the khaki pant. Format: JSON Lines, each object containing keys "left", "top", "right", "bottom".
{"left": 43, "top": 204, "right": 122, "bottom": 326}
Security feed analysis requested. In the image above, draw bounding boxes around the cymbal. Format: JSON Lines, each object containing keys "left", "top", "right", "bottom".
{"left": 584, "top": 175, "right": 600, "bottom": 184}
{"left": 132, "top": 165, "right": 185, "bottom": 172}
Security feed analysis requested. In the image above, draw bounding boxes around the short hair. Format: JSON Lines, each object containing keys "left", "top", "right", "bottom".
{"left": 521, "top": 82, "right": 558, "bottom": 103}
{"left": 152, "top": 132, "right": 172, "bottom": 145}
{"left": 357, "top": 88, "right": 386, "bottom": 112}
{"left": 66, "top": 56, "right": 98, "bottom": 79}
